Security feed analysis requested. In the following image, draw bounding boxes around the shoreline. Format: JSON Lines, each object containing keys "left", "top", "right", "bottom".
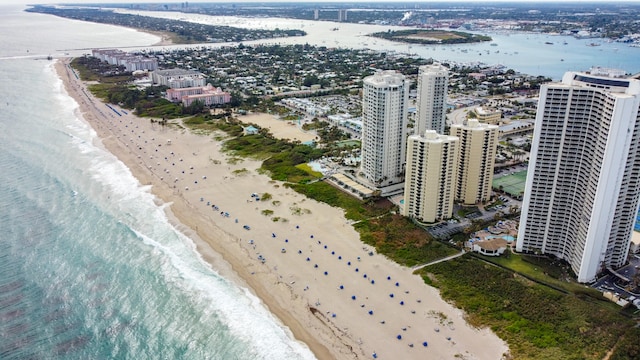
{"left": 56, "top": 58, "right": 509, "bottom": 360}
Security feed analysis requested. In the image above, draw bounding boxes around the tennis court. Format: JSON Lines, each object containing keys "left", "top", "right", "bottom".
{"left": 493, "top": 170, "right": 527, "bottom": 197}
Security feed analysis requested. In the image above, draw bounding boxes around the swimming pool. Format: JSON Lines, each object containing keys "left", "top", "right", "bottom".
{"left": 486, "top": 235, "right": 515, "bottom": 242}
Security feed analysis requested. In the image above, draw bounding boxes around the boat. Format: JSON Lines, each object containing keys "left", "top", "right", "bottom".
{"left": 545, "top": 41, "right": 553, "bottom": 45}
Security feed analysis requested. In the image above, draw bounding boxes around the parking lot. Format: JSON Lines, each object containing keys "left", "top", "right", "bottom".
{"left": 592, "top": 255, "right": 640, "bottom": 304}
{"left": 424, "top": 190, "right": 523, "bottom": 240}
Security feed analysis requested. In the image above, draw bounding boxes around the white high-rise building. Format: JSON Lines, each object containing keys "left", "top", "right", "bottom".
{"left": 361, "top": 70, "right": 409, "bottom": 187}
{"left": 416, "top": 63, "right": 449, "bottom": 134}
{"left": 338, "top": 9, "right": 348, "bottom": 22}
{"left": 403, "top": 130, "right": 459, "bottom": 223}
{"left": 450, "top": 119, "right": 499, "bottom": 205}
{"left": 517, "top": 70, "right": 640, "bottom": 283}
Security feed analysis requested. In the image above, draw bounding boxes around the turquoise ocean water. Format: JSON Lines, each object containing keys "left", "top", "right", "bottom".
{"left": 0, "top": 5, "right": 314, "bottom": 359}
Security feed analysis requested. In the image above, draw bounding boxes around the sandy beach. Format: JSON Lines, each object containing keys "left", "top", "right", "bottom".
{"left": 56, "top": 58, "right": 508, "bottom": 360}
{"left": 240, "top": 112, "right": 318, "bottom": 144}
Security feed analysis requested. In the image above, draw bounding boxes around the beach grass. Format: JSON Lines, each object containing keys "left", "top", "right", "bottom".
{"left": 287, "top": 181, "right": 388, "bottom": 221}
{"left": 295, "top": 163, "right": 323, "bottom": 178}
{"left": 421, "top": 255, "right": 636, "bottom": 360}
{"left": 354, "top": 214, "right": 458, "bottom": 267}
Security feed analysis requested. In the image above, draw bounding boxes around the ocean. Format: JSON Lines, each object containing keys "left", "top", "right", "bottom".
{"left": 0, "top": 5, "right": 315, "bottom": 359}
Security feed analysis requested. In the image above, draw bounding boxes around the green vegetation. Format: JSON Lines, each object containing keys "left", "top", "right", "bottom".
{"left": 421, "top": 255, "right": 635, "bottom": 360}
{"left": 72, "top": 57, "right": 197, "bottom": 119}
{"left": 482, "top": 253, "right": 586, "bottom": 293}
{"left": 370, "top": 29, "right": 491, "bottom": 45}
{"left": 232, "top": 168, "right": 249, "bottom": 176}
{"left": 289, "top": 206, "right": 311, "bottom": 216}
{"left": 295, "top": 163, "right": 323, "bottom": 178}
{"left": 302, "top": 119, "right": 326, "bottom": 131}
{"left": 456, "top": 205, "right": 479, "bottom": 218}
{"left": 284, "top": 182, "right": 455, "bottom": 267}
{"left": 610, "top": 327, "right": 640, "bottom": 360}
{"left": 261, "top": 209, "right": 274, "bottom": 216}
{"left": 71, "top": 56, "right": 130, "bottom": 82}
{"left": 29, "top": 6, "right": 306, "bottom": 44}
{"left": 226, "top": 135, "right": 325, "bottom": 183}
{"left": 287, "top": 182, "right": 386, "bottom": 221}
{"left": 354, "top": 214, "right": 458, "bottom": 267}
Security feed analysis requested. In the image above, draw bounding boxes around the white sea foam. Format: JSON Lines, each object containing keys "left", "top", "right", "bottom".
{"left": 56, "top": 79, "right": 315, "bottom": 359}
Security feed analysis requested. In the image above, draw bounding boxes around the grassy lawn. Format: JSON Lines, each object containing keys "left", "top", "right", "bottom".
{"left": 295, "top": 163, "right": 323, "bottom": 178}
{"left": 485, "top": 253, "right": 578, "bottom": 291}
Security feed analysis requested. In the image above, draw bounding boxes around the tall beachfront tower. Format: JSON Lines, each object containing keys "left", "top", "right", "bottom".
{"left": 450, "top": 119, "right": 499, "bottom": 205}
{"left": 517, "top": 70, "right": 640, "bottom": 283}
{"left": 361, "top": 70, "right": 409, "bottom": 187}
{"left": 403, "top": 130, "right": 459, "bottom": 223}
{"left": 416, "top": 63, "right": 449, "bottom": 135}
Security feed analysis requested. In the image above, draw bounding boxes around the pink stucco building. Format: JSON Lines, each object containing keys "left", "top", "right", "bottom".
{"left": 165, "top": 84, "right": 231, "bottom": 106}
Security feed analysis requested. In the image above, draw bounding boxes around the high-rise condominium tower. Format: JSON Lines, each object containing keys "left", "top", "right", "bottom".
{"left": 403, "top": 130, "right": 459, "bottom": 223}
{"left": 517, "top": 70, "right": 640, "bottom": 283}
{"left": 361, "top": 70, "right": 409, "bottom": 187}
{"left": 416, "top": 63, "right": 449, "bottom": 135}
{"left": 450, "top": 119, "right": 499, "bottom": 205}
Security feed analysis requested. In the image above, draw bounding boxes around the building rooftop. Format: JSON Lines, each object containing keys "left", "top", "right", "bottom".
{"left": 475, "top": 238, "right": 509, "bottom": 251}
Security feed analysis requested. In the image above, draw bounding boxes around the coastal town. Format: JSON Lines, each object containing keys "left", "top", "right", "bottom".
{"left": 17, "top": 2, "right": 640, "bottom": 360}
{"left": 31, "top": 2, "right": 640, "bottom": 47}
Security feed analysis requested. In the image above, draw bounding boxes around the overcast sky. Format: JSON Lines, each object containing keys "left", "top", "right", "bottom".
{"left": 8, "top": 0, "right": 638, "bottom": 4}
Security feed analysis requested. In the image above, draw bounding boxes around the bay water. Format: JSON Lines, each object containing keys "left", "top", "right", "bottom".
{"left": 115, "top": 9, "right": 640, "bottom": 80}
